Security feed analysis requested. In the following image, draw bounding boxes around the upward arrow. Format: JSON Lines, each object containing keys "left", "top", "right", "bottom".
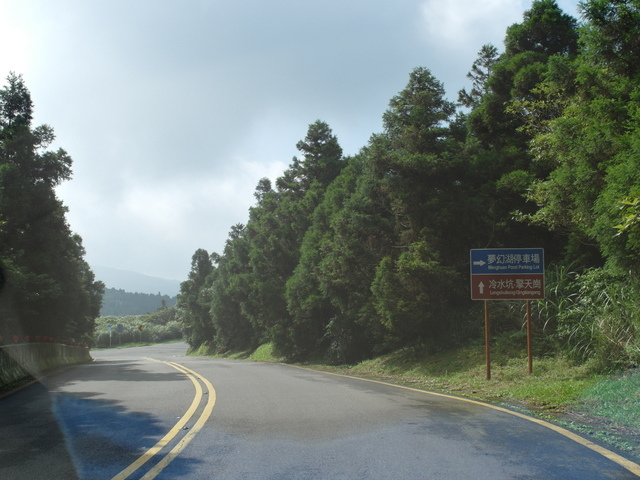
{"left": 478, "top": 281, "right": 485, "bottom": 294}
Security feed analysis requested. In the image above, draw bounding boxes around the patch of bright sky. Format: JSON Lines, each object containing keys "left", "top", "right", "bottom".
{"left": 1, "top": 0, "right": 582, "bottom": 281}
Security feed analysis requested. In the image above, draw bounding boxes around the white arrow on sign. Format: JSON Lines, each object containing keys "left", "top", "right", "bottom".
{"left": 473, "top": 260, "right": 486, "bottom": 266}
{"left": 478, "top": 281, "right": 485, "bottom": 294}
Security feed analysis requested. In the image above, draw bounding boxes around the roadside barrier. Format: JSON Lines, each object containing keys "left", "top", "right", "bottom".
{"left": 0, "top": 343, "right": 92, "bottom": 391}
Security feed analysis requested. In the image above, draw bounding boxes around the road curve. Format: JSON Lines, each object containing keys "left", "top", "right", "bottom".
{"left": 1, "top": 342, "right": 639, "bottom": 479}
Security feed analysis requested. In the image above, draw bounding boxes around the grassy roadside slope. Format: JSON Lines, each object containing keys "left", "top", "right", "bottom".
{"left": 198, "top": 339, "right": 640, "bottom": 459}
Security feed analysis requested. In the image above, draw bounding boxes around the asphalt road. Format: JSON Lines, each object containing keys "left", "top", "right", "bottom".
{"left": 1, "top": 342, "right": 639, "bottom": 479}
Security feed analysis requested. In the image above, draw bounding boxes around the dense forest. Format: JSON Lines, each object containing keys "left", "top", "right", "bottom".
{"left": 100, "top": 288, "right": 177, "bottom": 317}
{"left": 178, "top": 0, "right": 640, "bottom": 369}
{"left": 0, "top": 74, "right": 103, "bottom": 344}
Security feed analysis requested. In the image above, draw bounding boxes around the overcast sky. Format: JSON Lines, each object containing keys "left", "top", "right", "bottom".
{"left": 1, "top": 0, "right": 580, "bottom": 281}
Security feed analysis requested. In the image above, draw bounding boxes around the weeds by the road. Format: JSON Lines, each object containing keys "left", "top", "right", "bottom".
{"left": 336, "top": 341, "right": 601, "bottom": 411}
{"left": 581, "top": 370, "right": 640, "bottom": 430}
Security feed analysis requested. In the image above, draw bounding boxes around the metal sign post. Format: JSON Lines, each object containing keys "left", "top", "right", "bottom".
{"left": 470, "top": 248, "right": 545, "bottom": 379}
{"left": 526, "top": 299, "right": 533, "bottom": 375}
{"left": 484, "top": 300, "right": 491, "bottom": 380}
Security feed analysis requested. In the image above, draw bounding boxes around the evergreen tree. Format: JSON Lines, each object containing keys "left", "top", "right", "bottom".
{"left": 177, "top": 248, "right": 214, "bottom": 348}
{"left": 243, "top": 121, "right": 345, "bottom": 353}
{"left": 179, "top": 0, "right": 640, "bottom": 365}
{"left": 522, "top": 0, "right": 640, "bottom": 269}
{"left": 285, "top": 156, "right": 390, "bottom": 361}
{"left": 461, "top": 0, "right": 579, "bottom": 263}
{"left": 458, "top": 44, "right": 500, "bottom": 109}
{"left": 209, "top": 224, "right": 255, "bottom": 351}
{"left": 0, "top": 73, "right": 103, "bottom": 341}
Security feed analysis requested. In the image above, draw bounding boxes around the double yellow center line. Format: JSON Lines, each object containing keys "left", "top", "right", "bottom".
{"left": 111, "top": 359, "right": 216, "bottom": 480}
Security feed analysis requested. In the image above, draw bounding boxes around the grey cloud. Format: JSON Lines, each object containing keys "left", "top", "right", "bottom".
{"left": 4, "top": 0, "right": 580, "bottom": 280}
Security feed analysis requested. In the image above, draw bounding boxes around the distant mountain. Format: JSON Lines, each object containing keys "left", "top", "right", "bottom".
{"left": 100, "top": 287, "right": 177, "bottom": 316}
{"left": 92, "top": 265, "right": 181, "bottom": 296}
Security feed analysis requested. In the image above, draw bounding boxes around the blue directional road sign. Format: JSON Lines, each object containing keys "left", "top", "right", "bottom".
{"left": 470, "top": 248, "right": 544, "bottom": 275}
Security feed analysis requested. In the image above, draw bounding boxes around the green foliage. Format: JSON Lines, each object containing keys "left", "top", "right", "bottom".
{"left": 176, "top": 249, "right": 215, "bottom": 348}
{"left": 179, "top": 1, "right": 640, "bottom": 371}
{"left": 580, "top": 0, "right": 640, "bottom": 78}
{"left": 284, "top": 158, "right": 363, "bottom": 360}
{"left": 613, "top": 196, "right": 640, "bottom": 237}
{"left": 209, "top": 225, "right": 254, "bottom": 352}
{"left": 534, "top": 263, "right": 640, "bottom": 370}
{"left": 553, "top": 268, "right": 640, "bottom": 369}
{"left": 504, "top": 0, "right": 578, "bottom": 57}
{"left": 458, "top": 44, "right": 499, "bottom": 109}
{"left": 243, "top": 121, "right": 345, "bottom": 347}
{"left": 371, "top": 241, "right": 460, "bottom": 349}
{"left": 0, "top": 73, "right": 103, "bottom": 342}
{"left": 93, "top": 307, "right": 182, "bottom": 348}
{"left": 520, "top": 1, "right": 640, "bottom": 275}
{"left": 382, "top": 67, "right": 456, "bottom": 154}
{"left": 315, "top": 159, "right": 396, "bottom": 363}
{"left": 580, "top": 368, "right": 640, "bottom": 431}
{"left": 100, "top": 288, "right": 176, "bottom": 316}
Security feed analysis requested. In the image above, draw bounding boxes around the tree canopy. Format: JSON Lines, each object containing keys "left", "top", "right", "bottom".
{"left": 0, "top": 73, "right": 103, "bottom": 344}
{"left": 178, "top": 0, "right": 640, "bottom": 368}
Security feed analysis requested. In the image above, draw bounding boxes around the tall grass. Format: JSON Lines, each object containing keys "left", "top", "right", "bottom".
{"left": 536, "top": 265, "right": 640, "bottom": 371}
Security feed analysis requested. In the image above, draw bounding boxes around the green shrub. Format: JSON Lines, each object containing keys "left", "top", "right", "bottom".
{"left": 549, "top": 267, "right": 640, "bottom": 370}
{"left": 92, "top": 308, "right": 183, "bottom": 348}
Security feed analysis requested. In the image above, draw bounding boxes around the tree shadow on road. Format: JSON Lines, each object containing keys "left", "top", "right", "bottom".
{"left": 1, "top": 359, "right": 206, "bottom": 480}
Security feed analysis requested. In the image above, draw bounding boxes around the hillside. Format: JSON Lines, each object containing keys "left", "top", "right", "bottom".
{"left": 100, "top": 288, "right": 177, "bottom": 316}
{"left": 178, "top": 2, "right": 640, "bottom": 373}
{"left": 93, "top": 265, "right": 181, "bottom": 296}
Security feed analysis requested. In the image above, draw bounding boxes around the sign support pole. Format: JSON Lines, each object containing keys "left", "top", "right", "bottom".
{"left": 471, "top": 248, "right": 544, "bottom": 381}
{"left": 484, "top": 300, "right": 491, "bottom": 380}
{"left": 526, "top": 300, "right": 533, "bottom": 375}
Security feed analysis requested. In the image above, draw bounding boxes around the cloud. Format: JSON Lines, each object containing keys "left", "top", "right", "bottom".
{"left": 120, "top": 157, "right": 288, "bottom": 239}
{"left": 57, "top": 149, "right": 288, "bottom": 279}
{"left": 0, "top": 7, "right": 31, "bottom": 75}
{"left": 419, "top": 0, "right": 525, "bottom": 49}
{"left": 3, "top": 0, "right": 581, "bottom": 281}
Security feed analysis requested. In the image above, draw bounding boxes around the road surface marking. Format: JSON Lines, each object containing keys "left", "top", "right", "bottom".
{"left": 110, "top": 359, "right": 216, "bottom": 480}
{"left": 291, "top": 365, "right": 640, "bottom": 477}
{"left": 139, "top": 362, "right": 217, "bottom": 480}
